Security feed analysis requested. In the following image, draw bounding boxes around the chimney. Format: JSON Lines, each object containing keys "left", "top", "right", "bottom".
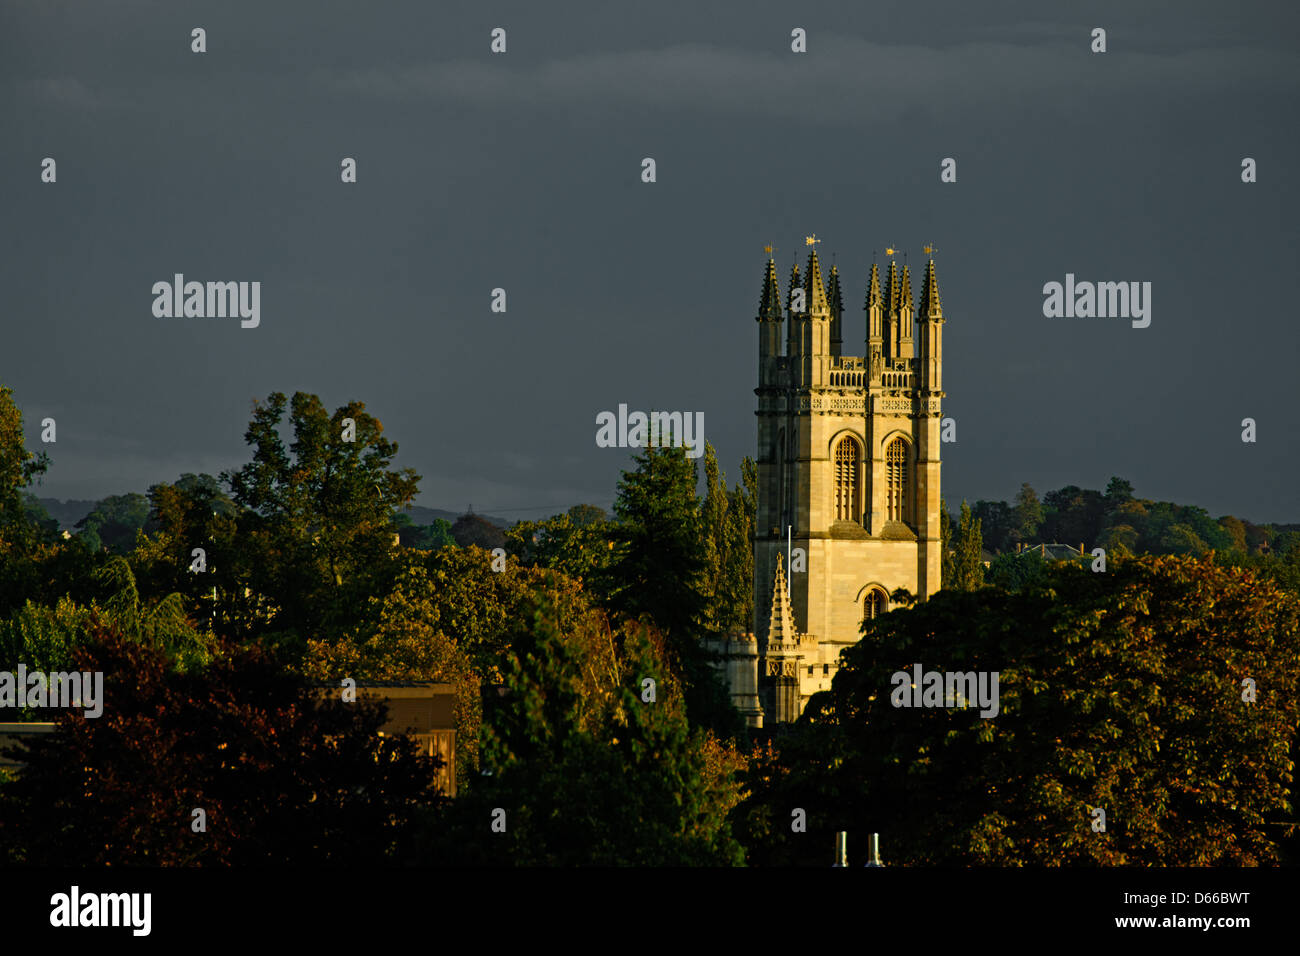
{"left": 832, "top": 831, "right": 848, "bottom": 867}
{"left": 864, "top": 832, "right": 885, "bottom": 867}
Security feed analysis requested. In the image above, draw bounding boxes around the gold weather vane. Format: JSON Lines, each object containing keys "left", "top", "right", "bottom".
{"left": 805, "top": 235, "right": 821, "bottom": 248}
{"left": 924, "top": 244, "right": 937, "bottom": 256}
{"left": 764, "top": 243, "right": 775, "bottom": 257}
{"left": 885, "top": 247, "right": 898, "bottom": 257}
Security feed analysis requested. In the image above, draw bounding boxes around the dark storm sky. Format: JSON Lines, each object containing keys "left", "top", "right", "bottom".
{"left": 3, "top": 0, "right": 1297, "bottom": 522}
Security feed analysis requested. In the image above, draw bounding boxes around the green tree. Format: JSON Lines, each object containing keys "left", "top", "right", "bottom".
{"left": 75, "top": 493, "right": 150, "bottom": 554}
{"left": 952, "top": 500, "right": 985, "bottom": 590}
{"left": 939, "top": 498, "right": 953, "bottom": 589}
{"left": 1011, "top": 482, "right": 1044, "bottom": 544}
{"left": 700, "top": 443, "right": 729, "bottom": 632}
{"left": 984, "top": 550, "right": 1046, "bottom": 592}
{"left": 222, "top": 392, "right": 421, "bottom": 653}
{"left": 1105, "top": 476, "right": 1134, "bottom": 503}
{"left": 603, "top": 443, "right": 737, "bottom": 733}
{"left": 720, "top": 456, "right": 758, "bottom": 633}
{"left": 422, "top": 589, "right": 745, "bottom": 865}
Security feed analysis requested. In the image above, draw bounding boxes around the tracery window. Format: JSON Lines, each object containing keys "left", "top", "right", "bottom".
{"left": 834, "top": 437, "right": 860, "bottom": 522}
{"left": 886, "top": 438, "right": 909, "bottom": 522}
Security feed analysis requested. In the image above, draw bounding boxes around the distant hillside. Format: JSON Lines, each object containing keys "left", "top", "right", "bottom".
{"left": 36, "top": 498, "right": 100, "bottom": 532}
{"left": 400, "top": 505, "right": 512, "bottom": 529}
{"left": 37, "top": 497, "right": 514, "bottom": 532}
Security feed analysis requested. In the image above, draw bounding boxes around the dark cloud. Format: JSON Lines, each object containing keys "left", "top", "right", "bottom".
{"left": 2, "top": 0, "right": 1297, "bottom": 521}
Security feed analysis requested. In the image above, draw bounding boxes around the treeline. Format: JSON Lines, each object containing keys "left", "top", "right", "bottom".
{"left": 940, "top": 478, "right": 1300, "bottom": 597}
{"left": 1, "top": 383, "right": 1298, "bottom": 866}
{"left": 0, "top": 385, "right": 758, "bottom": 864}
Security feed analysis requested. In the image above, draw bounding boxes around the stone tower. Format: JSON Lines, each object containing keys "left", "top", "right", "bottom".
{"left": 751, "top": 247, "right": 946, "bottom": 722}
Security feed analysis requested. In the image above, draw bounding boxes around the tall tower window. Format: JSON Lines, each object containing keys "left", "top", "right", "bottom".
{"left": 886, "top": 438, "right": 909, "bottom": 523}
{"left": 833, "top": 437, "right": 861, "bottom": 522}
{"left": 864, "top": 589, "right": 886, "bottom": 621}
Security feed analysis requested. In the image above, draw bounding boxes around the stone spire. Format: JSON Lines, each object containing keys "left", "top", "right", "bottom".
{"left": 786, "top": 261, "right": 803, "bottom": 357}
{"left": 899, "top": 263, "right": 915, "bottom": 357}
{"left": 758, "top": 258, "right": 783, "bottom": 320}
{"left": 767, "top": 554, "right": 798, "bottom": 648}
{"left": 805, "top": 250, "right": 830, "bottom": 315}
{"left": 787, "top": 262, "right": 803, "bottom": 312}
{"left": 886, "top": 260, "right": 901, "bottom": 314}
{"left": 919, "top": 257, "right": 943, "bottom": 319}
{"left": 866, "top": 262, "right": 884, "bottom": 371}
{"left": 827, "top": 263, "right": 844, "bottom": 357}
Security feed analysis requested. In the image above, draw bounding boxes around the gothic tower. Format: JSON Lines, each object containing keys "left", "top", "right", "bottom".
{"left": 751, "top": 246, "right": 946, "bottom": 721}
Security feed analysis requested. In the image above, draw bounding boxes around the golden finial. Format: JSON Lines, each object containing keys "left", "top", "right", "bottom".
{"left": 764, "top": 243, "right": 774, "bottom": 257}
{"left": 805, "top": 235, "right": 821, "bottom": 247}
{"left": 923, "top": 244, "right": 937, "bottom": 256}
{"left": 885, "top": 247, "right": 898, "bottom": 257}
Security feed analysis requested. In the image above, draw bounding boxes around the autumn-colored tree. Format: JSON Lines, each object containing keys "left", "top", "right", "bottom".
{"left": 504, "top": 510, "right": 615, "bottom": 588}
{"left": 0, "top": 386, "right": 53, "bottom": 614}
{"left": 0, "top": 626, "right": 445, "bottom": 865}
{"left": 302, "top": 564, "right": 483, "bottom": 787}
{"left": 768, "top": 554, "right": 1300, "bottom": 865}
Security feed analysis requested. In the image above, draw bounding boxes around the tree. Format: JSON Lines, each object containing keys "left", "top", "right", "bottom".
{"left": 719, "top": 457, "right": 758, "bottom": 633}
{"left": 302, "top": 564, "right": 483, "bottom": 788}
{"left": 421, "top": 588, "right": 745, "bottom": 865}
{"left": 504, "top": 511, "right": 615, "bottom": 587}
{"left": 972, "top": 500, "right": 1014, "bottom": 554}
{"left": 1011, "top": 482, "right": 1044, "bottom": 544}
{"left": 75, "top": 493, "right": 150, "bottom": 554}
{"left": 603, "top": 443, "right": 737, "bottom": 733}
{"left": 1105, "top": 476, "right": 1134, "bottom": 503}
{"left": 419, "top": 545, "right": 591, "bottom": 684}
{"left": 450, "top": 513, "right": 506, "bottom": 551}
{"left": 0, "top": 626, "right": 446, "bottom": 865}
{"left": 0, "top": 385, "right": 49, "bottom": 534}
{"left": 779, "top": 554, "right": 1300, "bottom": 865}
{"left": 221, "top": 392, "right": 420, "bottom": 650}
{"left": 952, "top": 500, "right": 985, "bottom": 590}
{"left": 566, "top": 504, "right": 607, "bottom": 528}
{"left": 132, "top": 473, "right": 250, "bottom": 638}
{"left": 984, "top": 550, "right": 1046, "bottom": 593}
{"left": 939, "top": 498, "right": 953, "bottom": 589}
{"left": 700, "top": 443, "right": 729, "bottom": 632}
{"left": 605, "top": 442, "right": 708, "bottom": 639}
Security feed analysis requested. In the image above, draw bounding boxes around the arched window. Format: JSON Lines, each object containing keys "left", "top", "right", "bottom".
{"left": 864, "top": 589, "right": 886, "bottom": 621}
{"left": 833, "top": 437, "right": 860, "bottom": 522}
{"left": 886, "top": 438, "right": 909, "bottom": 523}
